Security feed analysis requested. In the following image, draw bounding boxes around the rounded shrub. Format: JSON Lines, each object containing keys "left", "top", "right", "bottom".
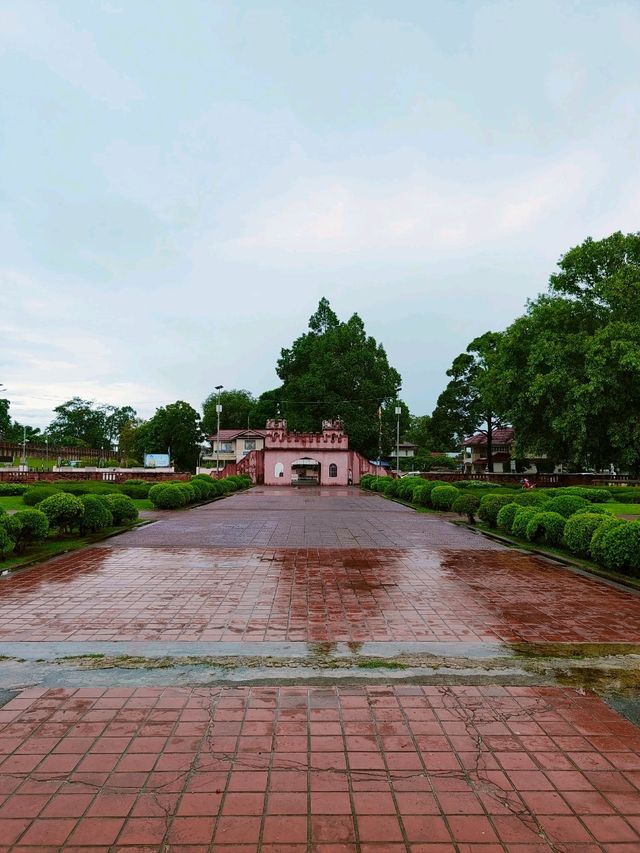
{"left": 397, "top": 477, "right": 423, "bottom": 500}
{"left": 524, "top": 511, "right": 566, "bottom": 546}
{"left": 0, "top": 525, "right": 15, "bottom": 559}
{"left": 512, "top": 491, "right": 549, "bottom": 507}
{"left": 452, "top": 493, "right": 480, "bottom": 522}
{"left": 431, "top": 485, "right": 460, "bottom": 510}
{"left": 544, "top": 495, "right": 591, "bottom": 518}
{"left": 590, "top": 517, "right": 626, "bottom": 566}
{"left": 188, "top": 478, "right": 208, "bottom": 500}
{"left": 360, "top": 475, "right": 374, "bottom": 490}
{"left": 150, "top": 484, "right": 187, "bottom": 509}
{"left": 79, "top": 495, "right": 113, "bottom": 534}
{"left": 496, "top": 502, "right": 521, "bottom": 534}
{"left": 23, "top": 485, "right": 60, "bottom": 506}
{"left": 38, "top": 493, "right": 84, "bottom": 533}
{"left": 596, "top": 521, "right": 640, "bottom": 574}
{"left": 0, "top": 514, "right": 22, "bottom": 543}
{"left": 0, "top": 483, "right": 28, "bottom": 496}
{"left": 119, "top": 480, "right": 151, "bottom": 499}
{"left": 413, "top": 480, "right": 448, "bottom": 507}
{"left": 511, "top": 507, "right": 539, "bottom": 539}
{"left": 12, "top": 510, "right": 49, "bottom": 552}
{"left": 478, "top": 495, "right": 516, "bottom": 528}
{"left": 104, "top": 494, "right": 138, "bottom": 524}
{"left": 564, "top": 513, "right": 611, "bottom": 557}
{"left": 177, "top": 483, "right": 196, "bottom": 503}
{"left": 382, "top": 479, "right": 400, "bottom": 497}
{"left": 552, "top": 487, "right": 612, "bottom": 503}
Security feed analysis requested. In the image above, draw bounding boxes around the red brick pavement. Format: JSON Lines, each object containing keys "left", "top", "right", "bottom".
{"left": 1, "top": 685, "right": 640, "bottom": 851}
{"left": 1, "top": 546, "right": 640, "bottom": 644}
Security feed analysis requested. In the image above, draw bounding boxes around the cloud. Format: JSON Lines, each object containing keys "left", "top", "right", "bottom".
{"left": 220, "top": 153, "right": 600, "bottom": 257}
{"left": 0, "top": 0, "right": 141, "bottom": 107}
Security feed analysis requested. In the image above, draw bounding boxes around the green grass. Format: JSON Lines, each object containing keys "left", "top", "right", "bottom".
{"left": 0, "top": 496, "right": 153, "bottom": 513}
{"left": 604, "top": 502, "right": 640, "bottom": 517}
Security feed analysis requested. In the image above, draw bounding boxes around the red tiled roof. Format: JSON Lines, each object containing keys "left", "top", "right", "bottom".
{"left": 463, "top": 428, "right": 514, "bottom": 447}
{"left": 208, "top": 429, "right": 268, "bottom": 441}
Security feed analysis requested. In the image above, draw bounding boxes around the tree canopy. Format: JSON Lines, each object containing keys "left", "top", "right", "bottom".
{"left": 47, "top": 398, "right": 136, "bottom": 451}
{"left": 202, "top": 389, "right": 257, "bottom": 434}
{"left": 273, "top": 299, "right": 402, "bottom": 459}
{"left": 133, "top": 400, "right": 202, "bottom": 471}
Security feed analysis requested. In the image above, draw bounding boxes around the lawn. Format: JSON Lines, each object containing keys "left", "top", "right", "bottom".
{"left": 604, "top": 502, "right": 640, "bottom": 517}
{"left": 0, "top": 496, "right": 153, "bottom": 513}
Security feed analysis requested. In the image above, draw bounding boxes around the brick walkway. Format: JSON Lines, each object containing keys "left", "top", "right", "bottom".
{"left": 1, "top": 486, "right": 640, "bottom": 850}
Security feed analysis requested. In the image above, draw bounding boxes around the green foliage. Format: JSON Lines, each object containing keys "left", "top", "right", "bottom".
{"left": 430, "top": 485, "right": 460, "bottom": 510}
{"left": 119, "top": 481, "right": 151, "bottom": 499}
{"left": 525, "top": 511, "right": 566, "bottom": 546}
{"left": 478, "top": 495, "right": 516, "bottom": 527}
{"left": 496, "top": 502, "right": 521, "bottom": 533}
{"left": 552, "top": 487, "right": 612, "bottom": 503}
{"left": 79, "top": 495, "right": 113, "bottom": 533}
{"left": 53, "top": 481, "right": 119, "bottom": 496}
{"left": 104, "top": 494, "right": 138, "bottom": 524}
{"left": 597, "top": 521, "right": 640, "bottom": 574}
{"left": 381, "top": 479, "right": 400, "bottom": 497}
{"left": 150, "top": 484, "right": 187, "bottom": 509}
{"left": 134, "top": 400, "right": 202, "bottom": 471}
{"left": 12, "top": 510, "right": 49, "bottom": 551}
{"left": 0, "top": 514, "right": 22, "bottom": 544}
{"left": 564, "top": 513, "right": 611, "bottom": 557}
{"left": 607, "top": 487, "right": 640, "bottom": 504}
{"left": 589, "top": 517, "right": 626, "bottom": 565}
{"left": 512, "top": 491, "right": 550, "bottom": 507}
{"left": 274, "top": 298, "right": 403, "bottom": 459}
{"left": 511, "top": 507, "right": 539, "bottom": 539}
{"left": 23, "top": 485, "right": 61, "bottom": 506}
{"left": 0, "top": 525, "right": 14, "bottom": 559}
{"left": 544, "top": 495, "right": 591, "bottom": 518}
{"left": 38, "top": 493, "right": 84, "bottom": 533}
{"left": 489, "top": 232, "right": 640, "bottom": 473}
{"left": 0, "top": 483, "right": 28, "bottom": 496}
{"left": 397, "top": 477, "right": 424, "bottom": 501}
{"left": 202, "top": 389, "right": 257, "bottom": 434}
{"left": 452, "top": 493, "right": 480, "bottom": 522}
{"left": 47, "top": 397, "right": 136, "bottom": 451}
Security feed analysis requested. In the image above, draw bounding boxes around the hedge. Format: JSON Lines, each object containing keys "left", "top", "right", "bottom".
{"left": 23, "top": 485, "right": 60, "bottom": 506}
{"left": 0, "top": 483, "right": 28, "bottom": 496}
{"left": 525, "top": 511, "right": 566, "bottom": 546}
{"left": 0, "top": 525, "right": 14, "bottom": 559}
{"left": 496, "top": 502, "right": 521, "bottom": 534}
{"left": 452, "top": 493, "right": 480, "bottom": 522}
{"left": 431, "top": 485, "right": 460, "bottom": 510}
{"left": 79, "top": 495, "right": 113, "bottom": 534}
{"left": 12, "top": 510, "right": 49, "bottom": 552}
{"left": 564, "top": 513, "right": 611, "bottom": 557}
{"left": 544, "top": 495, "right": 591, "bottom": 518}
{"left": 38, "top": 493, "right": 85, "bottom": 533}
{"left": 103, "top": 494, "right": 138, "bottom": 524}
{"left": 511, "top": 507, "right": 539, "bottom": 539}
{"left": 596, "top": 521, "right": 640, "bottom": 574}
{"left": 479, "top": 495, "right": 517, "bottom": 528}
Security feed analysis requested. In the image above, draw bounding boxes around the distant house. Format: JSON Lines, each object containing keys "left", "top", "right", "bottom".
{"left": 390, "top": 442, "right": 418, "bottom": 463}
{"left": 463, "top": 428, "right": 515, "bottom": 473}
{"left": 205, "top": 429, "right": 268, "bottom": 472}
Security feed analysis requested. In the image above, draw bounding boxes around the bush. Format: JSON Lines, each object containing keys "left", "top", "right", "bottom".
{"left": 512, "top": 491, "right": 549, "bottom": 507}
{"left": 0, "top": 483, "right": 28, "bottom": 496}
{"left": 551, "top": 487, "right": 612, "bottom": 503}
{"left": 149, "top": 484, "right": 187, "bottom": 509}
{"left": 597, "top": 521, "right": 640, "bottom": 574}
{"left": 119, "top": 480, "right": 151, "bottom": 499}
{"left": 0, "top": 514, "right": 22, "bottom": 544}
{"left": 38, "top": 493, "right": 84, "bottom": 533}
{"left": 411, "top": 480, "right": 448, "bottom": 506}
{"left": 382, "top": 479, "right": 400, "bottom": 497}
{"left": 496, "top": 502, "right": 521, "bottom": 534}
{"left": 452, "top": 493, "right": 480, "bottom": 522}
{"left": 544, "top": 495, "right": 591, "bottom": 518}
{"left": 23, "top": 485, "right": 60, "bottom": 506}
{"left": 525, "top": 511, "right": 566, "bottom": 546}
{"left": 104, "top": 494, "right": 138, "bottom": 524}
{"left": 360, "top": 475, "right": 375, "bottom": 490}
{"left": 478, "top": 495, "right": 516, "bottom": 528}
{"left": 396, "top": 477, "right": 423, "bottom": 500}
{"left": 607, "top": 487, "right": 640, "bottom": 504}
{"left": 564, "top": 513, "right": 611, "bottom": 557}
{"left": 590, "top": 517, "right": 626, "bottom": 565}
{"left": 12, "top": 510, "right": 49, "bottom": 552}
{"left": 177, "top": 483, "right": 196, "bottom": 503}
{"left": 0, "top": 525, "right": 14, "bottom": 559}
{"left": 431, "top": 485, "right": 460, "bottom": 510}
{"left": 54, "top": 481, "right": 119, "bottom": 496}
{"left": 79, "top": 495, "right": 113, "bottom": 533}
{"left": 511, "top": 507, "right": 539, "bottom": 539}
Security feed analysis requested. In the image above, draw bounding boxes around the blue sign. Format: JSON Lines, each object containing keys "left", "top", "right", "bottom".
{"left": 144, "top": 453, "right": 170, "bottom": 468}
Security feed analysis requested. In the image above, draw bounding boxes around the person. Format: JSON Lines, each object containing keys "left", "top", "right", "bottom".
{"left": 521, "top": 477, "right": 533, "bottom": 490}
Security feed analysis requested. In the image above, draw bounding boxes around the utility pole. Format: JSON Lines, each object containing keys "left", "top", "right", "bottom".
{"left": 215, "top": 385, "right": 223, "bottom": 474}
{"left": 395, "top": 405, "right": 402, "bottom": 477}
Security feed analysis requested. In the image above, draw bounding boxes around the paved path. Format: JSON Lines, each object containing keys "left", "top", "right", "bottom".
{"left": 1, "top": 486, "right": 640, "bottom": 850}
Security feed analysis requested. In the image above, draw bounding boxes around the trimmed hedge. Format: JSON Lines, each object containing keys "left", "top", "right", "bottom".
{"left": 452, "top": 493, "right": 480, "bottom": 522}
{"left": 0, "top": 525, "right": 14, "bottom": 559}
{"left": 23, "top": 485, "right": 60, "bottom": 506}
{"left": 79, "top": 495, "right": 113, "bottom": 534}
{"left": 103, "top": 494, "right": 138, "bottom": 525}
{"left": 496, "top": 502, "right": 521, "bottom": 534}
{"left": 511, "top": 507, "right": 539, "bottom": 539}
{"left": 0, "top": 483, "right": 28, "bottom": 496}
{"left": 479, "top": 495, "right": 517, "bottom": 528}
{"left": 589, "top": 517, "right": 626, "bottom": 566}
{"left": 544, "top": 495, "right": 591, "bottom": 518}
{"left": 564, "top": 513, "right": 611, "bottom": 557}
{"left": 431, "top": 485, "right": 460, "bottom": 510}
{"left": 148, "top": 475, "right": 248, "bottom": 510}
{"left": 38, "top": 493, "right": 84, "bottom": 533}
{"left": 525, "top": 511, "right": 566, "bottom": 546}
{"left": 12, "top": 510, "right": 49, "bottom": 552}
{"left": 596, "top": 521, "right": 640, "bottom": 574}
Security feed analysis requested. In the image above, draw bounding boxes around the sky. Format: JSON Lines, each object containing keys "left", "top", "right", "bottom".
{"left": 2, "top": 0, "right": 640, "bottom": 429}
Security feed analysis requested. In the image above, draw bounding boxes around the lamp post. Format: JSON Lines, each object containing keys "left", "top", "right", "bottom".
{"left": 215, "top": 385, "right": 223, "bottom": 474}
{"left": 395, "top": 405, "right": 402, "bottom": 477}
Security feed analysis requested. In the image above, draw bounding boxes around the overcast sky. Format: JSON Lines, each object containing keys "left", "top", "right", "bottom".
{"left": 2, "top": 0, "right": 639, "bottom": 429}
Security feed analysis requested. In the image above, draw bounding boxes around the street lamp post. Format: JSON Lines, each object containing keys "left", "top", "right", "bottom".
{"left": 395, "top": 406, "right": 402, "bottom": 477}
{"left": 215, "top": 385, "right": 223, "bottom": 475}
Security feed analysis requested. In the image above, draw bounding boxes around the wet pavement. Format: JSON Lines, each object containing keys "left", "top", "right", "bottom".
{"left": 1, "top": 485, "right": 640, "bottom": 850}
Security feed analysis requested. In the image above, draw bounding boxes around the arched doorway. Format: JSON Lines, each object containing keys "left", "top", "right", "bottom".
{"left": 291, "top": 457, "right": 320, "bottom": 486}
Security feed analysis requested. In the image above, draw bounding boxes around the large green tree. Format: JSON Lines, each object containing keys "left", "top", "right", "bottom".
{"left": 47, "top": 398, "right": 136, "bottom": 450}
{"left": 202, "top": 389, "right": 257, "bottom": 434}
{"left": 430, "top": 332, "right": 503, "bottom": 470}
{"left": 490, "top": 231, "right": 640, "bottom": 472}
{"left": 274, "top": 299, "right": 402, "bottom": 459}
{"left": 135, "top": 401, "right": 202, "bottom": 471}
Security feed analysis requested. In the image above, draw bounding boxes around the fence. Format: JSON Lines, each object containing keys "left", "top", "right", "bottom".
{"left": 417, "top": 472, "right": 640, "bottom": 488}
{"left": 0, "top": 471, "right": 191, "bottom": 484}
{"left": 0, "top": 441, "right": 119, "bottom": 464}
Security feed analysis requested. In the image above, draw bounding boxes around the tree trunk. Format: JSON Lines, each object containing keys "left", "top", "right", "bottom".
{"left": 486, "top": 414, "right": 494, "bottom": 473}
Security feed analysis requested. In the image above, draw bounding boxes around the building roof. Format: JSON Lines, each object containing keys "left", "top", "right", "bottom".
{"left": 208, "top": 429, "right": 268, "bottom": 441}
{"left": 472, "top": 452, "right": 512, "bottom": 464}
{"left": 463, "top": 428, "right": 515, "bottom": 447}
{"left": 398, "top": 442, "right": 418, "bottom": 448}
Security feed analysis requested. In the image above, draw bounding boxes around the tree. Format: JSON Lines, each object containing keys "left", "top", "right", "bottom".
{"left": 490, "top": 231, "right": 640, "bottom": 472}
{"left": 404, "top": 414, "right": 435, "bottom": 453}
{"left": 0, "top": 399, "right": 10, "bottom": 438}
{"left": 275, "top": 299, "right": 402, "bottom": 459}
{"left": 202, "top": 389, "right": 257, "bottom": 434}
{"left": 138, "top": 401, "right": 202, "bottom": 471}
{"left": 430, "top": 332, "right": 503, "bottom": 470}
{"left": 46, "top": 398, "right": 137, "bottom": 451}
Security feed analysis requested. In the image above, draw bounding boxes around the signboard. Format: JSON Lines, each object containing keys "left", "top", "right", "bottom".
{"left": 144, "top": 453, "right": 170, "bottom": 468}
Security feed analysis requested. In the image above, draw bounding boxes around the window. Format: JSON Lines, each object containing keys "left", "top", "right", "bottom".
{"left": 329, "top": 463, "right": 338, "bottom": 478}
{"left": 244, "top": 439, "right": 256, "bottom": 450}
{"left": 275, "top": 462, "right": 284, "bottom": 478}
{"left": 220, "top": 442, "right": 233, "bottom": 453}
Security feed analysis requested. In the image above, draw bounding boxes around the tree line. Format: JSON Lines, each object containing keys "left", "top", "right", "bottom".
{"left": 3, "top": 230, "right": 638, "bottom": 472}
